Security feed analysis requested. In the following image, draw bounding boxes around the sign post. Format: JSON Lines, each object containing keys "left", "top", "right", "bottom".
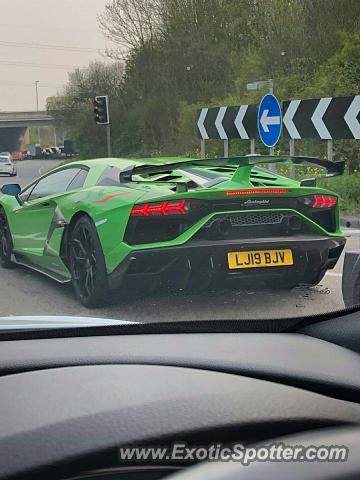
{"left": 200, "top": 139, "right": 206, "bottom": 159}
{"left": 106, "top": 124, "right": 112, "bottom": 158}
{"left": 250, "top": 139, "right": 255, "bottom": 155}
{"left": 257, "top": 94, "right": 282, "bottom": 171}
{"left": 327, "top": 139, "right": 333, "bottom": 162}
{"left": 224, "top": 139, "right": 229, "bottom": 158}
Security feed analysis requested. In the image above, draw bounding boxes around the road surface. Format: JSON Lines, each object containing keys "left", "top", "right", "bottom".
{"left": 0, "top": 159, "right": 358, "bottom": 322}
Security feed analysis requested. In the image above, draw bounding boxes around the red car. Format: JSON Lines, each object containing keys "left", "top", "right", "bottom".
{"left": 11, "top": 151, "right": 26, "bottom": 161}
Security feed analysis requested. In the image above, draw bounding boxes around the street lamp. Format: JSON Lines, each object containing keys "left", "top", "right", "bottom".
{"left": 246, "top": 79, "right": 274, "bottom": 95}
{"left": 35, "top": 81, "right": 39, "bottom": 112}
{"left": 35, "top": 81, "right": 40, "bottom": 145}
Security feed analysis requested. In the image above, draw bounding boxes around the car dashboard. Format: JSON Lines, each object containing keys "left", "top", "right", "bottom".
{"left": 0, "top": 311, "right": 360, "bottom": 480}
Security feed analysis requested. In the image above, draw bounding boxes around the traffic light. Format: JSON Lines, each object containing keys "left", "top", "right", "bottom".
{"left": 93, "top": 95, "right": 110, "bottom": 124}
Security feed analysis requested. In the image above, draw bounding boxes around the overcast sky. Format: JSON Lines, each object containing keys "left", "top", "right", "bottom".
{"left": 0, "top": 0, "right": 110, "bottom": 111}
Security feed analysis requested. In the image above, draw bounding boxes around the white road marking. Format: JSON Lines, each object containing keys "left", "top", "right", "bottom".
{"left": 325, "top": 272, "right": 342, "bottom": 278}
{"left": 343, "top": 228, "right": 360, "bottom": 235}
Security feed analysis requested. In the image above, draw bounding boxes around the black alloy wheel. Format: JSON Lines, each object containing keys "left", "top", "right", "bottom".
{"left": 69, "top": 216, "right": 108, "bottom": 308}
{"left": 0, "top": 209, "right": 13, "bottom": 268}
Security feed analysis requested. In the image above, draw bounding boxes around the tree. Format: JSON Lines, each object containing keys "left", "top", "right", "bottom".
{"left": 99, "top": 0, "right": 162, "bottom": 55}
{"left": 53, "top": 0, "right": 360, "bottom": 161}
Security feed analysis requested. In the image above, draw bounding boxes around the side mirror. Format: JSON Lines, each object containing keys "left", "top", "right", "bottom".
{"left": 1, "top": 184, "right": 23, "bottom": 205}
{"left": 1, "top": 184, "right": 21, "bottom": 196}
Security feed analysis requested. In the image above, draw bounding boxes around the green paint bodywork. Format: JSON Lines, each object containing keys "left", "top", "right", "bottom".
{"left": 0, "top": 156, "right": 344, "bottom": 281}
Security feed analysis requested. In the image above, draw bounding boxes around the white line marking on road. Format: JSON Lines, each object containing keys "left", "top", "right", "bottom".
{"left": 344, "top": 229, "right": 360, "bottom": 235}
{"left": 325, "top": 272, "right": 342, "bottom": 277}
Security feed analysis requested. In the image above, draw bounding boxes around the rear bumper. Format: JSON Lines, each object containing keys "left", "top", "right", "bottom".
{"left": 108, "top": 235, "right": 346, "bottom": 290}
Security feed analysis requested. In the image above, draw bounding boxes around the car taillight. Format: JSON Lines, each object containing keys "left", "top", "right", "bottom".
{"left": 312, "top": 194, "right": 337, "bottom": 208}
{"left": 131, "top": 199, "right": 188, "bottom": 216}
{"left": 302, "top": 194, "right": 337, "bottom": 208}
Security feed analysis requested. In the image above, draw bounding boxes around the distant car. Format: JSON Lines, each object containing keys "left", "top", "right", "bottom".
{"left": 50, "top": 147, "right": 61, "bottom": 156}
{"left": 0, "top": 152, "right": 12, "bottom": 162}
{"left": 0, "top": 155, "right": 17, "bottom": 176}
{"left": 41, "top": 148, "right": 53, "bottom": 158}
{"left": 11, "top": 152, "right": 25, "bottom": 161}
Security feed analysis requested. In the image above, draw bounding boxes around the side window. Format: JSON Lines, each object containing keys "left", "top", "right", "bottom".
{"left": 67, "top": 168, "right": 88, "bottom": 191}
{"left": 20, "top": 184, "right": 36, "bottom": 202}
{"left": 97, "top": 166, "right": 122, "bottom": 186}
{"left": 28, "top": 169, "right": 81, "bottom": 201}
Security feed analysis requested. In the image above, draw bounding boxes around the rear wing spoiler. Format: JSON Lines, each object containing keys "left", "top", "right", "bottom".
{"left": 119, "top": 155, "right": 345, "bottom": 191}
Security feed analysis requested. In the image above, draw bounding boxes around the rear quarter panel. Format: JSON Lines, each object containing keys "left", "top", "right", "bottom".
{"left": 60, "top": 186, "right": 146, "bottom": 273}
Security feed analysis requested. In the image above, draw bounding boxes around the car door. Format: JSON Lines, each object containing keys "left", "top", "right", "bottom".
{"left": 11, "top": 168, "right": 84, "bottom": 255}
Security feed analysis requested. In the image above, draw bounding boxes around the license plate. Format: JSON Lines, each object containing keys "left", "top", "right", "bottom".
{"left": 227, "top": 249, "right": 293, "bottom": 269}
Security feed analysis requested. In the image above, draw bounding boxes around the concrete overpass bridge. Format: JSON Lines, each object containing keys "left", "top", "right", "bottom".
{"left": 0, "top": 111, "right": 54, "bottom": 128}
{"left": 0, "top": 111, "right": 55, "bottom": 152}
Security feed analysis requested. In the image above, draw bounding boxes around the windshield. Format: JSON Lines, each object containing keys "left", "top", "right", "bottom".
{"left": 0, "top": 0, "right": 359, "bottom": 326}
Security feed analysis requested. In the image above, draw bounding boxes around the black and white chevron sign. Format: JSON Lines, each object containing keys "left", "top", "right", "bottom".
{"left": 283, "top": 95, "right": 360, "bottom": 140}
{"left": 197, "top": 105, "right": 257, "bottom": 140}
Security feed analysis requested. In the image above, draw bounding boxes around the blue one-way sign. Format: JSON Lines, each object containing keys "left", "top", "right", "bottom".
{"left": 258, "top": 94, "right": 282, "bottom": 147}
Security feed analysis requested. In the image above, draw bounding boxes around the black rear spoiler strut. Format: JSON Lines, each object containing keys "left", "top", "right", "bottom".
{"left": 119, "top": 155, "right": 345, "bottom": 190}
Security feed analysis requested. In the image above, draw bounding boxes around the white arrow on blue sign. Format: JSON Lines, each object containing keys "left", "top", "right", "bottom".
{"left": 258, "top": 94, "right": 282, "bottom": 147}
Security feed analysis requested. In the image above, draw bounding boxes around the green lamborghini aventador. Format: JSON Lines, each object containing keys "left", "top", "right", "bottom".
{"left": 0, "top": 155, "right": 346, "bottom": 307}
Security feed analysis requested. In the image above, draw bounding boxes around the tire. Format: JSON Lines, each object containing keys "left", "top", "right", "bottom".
{"left": 0, "top": 209, "right": 13, "bottom": 268}
{"left": 69, "top": 215, "right": 109, "bottom": 308}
